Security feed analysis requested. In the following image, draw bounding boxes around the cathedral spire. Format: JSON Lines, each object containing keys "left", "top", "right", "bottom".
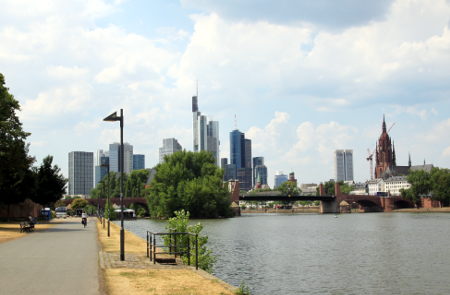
{"left": 382, "top": 114, "right": 387, "bottom": 133}
{"left": 392, "top": 141, "right": 396, "bottom": 167}
{"left": 408, "top": 153, "right": 411, "bottom": 167}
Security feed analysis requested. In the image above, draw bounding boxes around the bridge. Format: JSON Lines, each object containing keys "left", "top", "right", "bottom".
{"left": 235, "top": 182, "right": 414, "bottom": 213}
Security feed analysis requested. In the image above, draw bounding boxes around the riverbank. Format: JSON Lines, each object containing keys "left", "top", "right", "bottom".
{"left": 393, "top": 207, "right": 450, "bottom": 213}
{"left": 242, "top": 207, "right": 319, "bottom": 214}
{"left": 96, "top": 220, "right": 237, "bottom": 295}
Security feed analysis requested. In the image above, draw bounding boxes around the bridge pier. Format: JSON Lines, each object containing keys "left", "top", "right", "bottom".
{"left": 319, "top": 199, "right": 339, "bottom": 214}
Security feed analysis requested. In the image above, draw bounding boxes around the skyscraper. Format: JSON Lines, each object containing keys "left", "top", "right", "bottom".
{"left": 253, "top": 157, "right": 264, "bottom": 185}
{"left": 109, "top": 142, "right": 133, "bottom": 174}
{"left": 335, "top": 149, "right": 354, "bottom": 182}
{"left": 274, "top": 171, "right": 288, "bottom": 189}
{"left": 159, "top": 138, "right": 182, "bottom": 163}
{"left": 133, "top": 154, "right": 145, "bottom": 170}
{"left": 192, "top": 94, "right": 220, "bottom": 165}
{"left": 94, "top": 149, "right": 109, "bottom": 187}
{"left": 253, "top": 157, "right": 268, "bottom": 187}
{"left": 68, "top": 151, "right": 94, "bottom": 196}
{"left": 230, "top": 129, "right": 252, "bottom": 191}
{"left": 207, "top": 120, "right": 220, "bottom": 165}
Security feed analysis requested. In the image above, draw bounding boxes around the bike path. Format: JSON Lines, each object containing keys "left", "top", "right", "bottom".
{"left": 0, "top": 218, "right": 100, "bottom": 294}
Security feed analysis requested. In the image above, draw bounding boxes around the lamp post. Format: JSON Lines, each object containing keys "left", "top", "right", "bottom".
{"left": 103, "top": 109, "right": 125, "bottom": 261}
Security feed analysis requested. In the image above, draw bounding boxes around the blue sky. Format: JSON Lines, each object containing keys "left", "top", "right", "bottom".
{"left": 1, "top": 0, "right": 449, "bottom": 187}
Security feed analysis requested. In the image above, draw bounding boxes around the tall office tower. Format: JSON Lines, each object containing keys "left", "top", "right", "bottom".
{"left": 221, "top": 158, "right": 228, "bottom": 169}
{"left": 253, "top": 157, "right": 264, "bottom": 186}
{"left": 192, "top": 96, "right": 200, "bottom": 152}
{"left": 335, "top": 149, "right": 354, "bottom": 181}
{"left": 207, "top": 121, "right": 220, "bottom": 165}
{"left": 224, "top": 164, "right": 237, "bottom": 181}
{"left": 133, "top": 154, "right": 145, "bottom": 170}
{"left": 68, "top": 151, "right": 94, "bottom": 196}
{"left": 254, "top": 164, "right": 268, "bottom": 187}
{"left": 230, "top": 129, "right": 252, "bottom": 191}
{"left": 159, "top": 138, "right": 182, "bottom": 163}
{"left": 199, "top": 115, "right": 208, "bottom": 151}
{"left": 192, "top": 94, "right": 220, "bottom": 165}
{"left": 94, "top": 150, "right": 109, "bottom": 187}
{"left": 274, "top": 171, "right": 288, "bottom": 189}
{"left": 109, "top": 142, "right": 134, "bottom": 174}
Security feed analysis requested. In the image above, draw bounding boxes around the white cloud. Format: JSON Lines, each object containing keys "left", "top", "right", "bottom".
{"left": 21, "top": 85, "right": 92, "bottom": 121}
{"left": 443, "top": 146, "right": 450, "bottom": 157}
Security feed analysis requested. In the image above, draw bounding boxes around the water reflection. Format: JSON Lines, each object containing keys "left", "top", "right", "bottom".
{"left": 122, "top": 213, "right": 450, "bottom": 295}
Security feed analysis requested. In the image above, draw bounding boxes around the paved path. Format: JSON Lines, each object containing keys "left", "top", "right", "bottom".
{"left": 0, "top": 218, "right": 100, "bottom": 295}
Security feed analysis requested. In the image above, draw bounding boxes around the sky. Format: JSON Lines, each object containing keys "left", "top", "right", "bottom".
{"left": 1, "top": 0, "right": 450, "bottom": 187}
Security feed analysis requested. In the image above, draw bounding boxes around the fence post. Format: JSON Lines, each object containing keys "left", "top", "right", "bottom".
{"left": 146, "top": 231, "right": 149, "bottom": 258}
{"left": 187, "top": 235, "right": 191, "bottom": 266}
{"left": 195, "top": 234, "right": 198, "bottom": 270}
{"left": 153, "top": 235, "right": 156, "bottom": 264}
{"left": 174, "top": 234, "right": 177, "bottom": 258}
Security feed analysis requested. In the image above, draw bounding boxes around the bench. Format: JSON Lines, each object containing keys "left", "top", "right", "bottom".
{"left": 19, "top": 222, "right": 35, "bottom": 233}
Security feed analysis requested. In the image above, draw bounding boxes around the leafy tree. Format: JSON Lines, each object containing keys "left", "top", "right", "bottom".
{"left": 32, "top": 156, "right": 67, "bottom": 206}
{"left": 430, "top": 168, "right": 450, "bottom": 206}
{"left": 317, "top": 180, "right": 353, "bottom": 195}
{"left": 125, "top": 169, "right": 149, "bottom": 197}
{"left": 165, "top": 210, "right": 216, "bottom": 272}
{"left": 146, "top": 151, "right": 232, "bottom": 218}
{"left": 276, "top": 181, "right": 301, "bottom": 196}
{"left": 401, "top": 170, "right": 432, "bottom": 207}
{"left": 70, "top": 198, "right": 89, "bottom": 210}
{"left": 0, "top": 73, "right": 34, "bottom": 209}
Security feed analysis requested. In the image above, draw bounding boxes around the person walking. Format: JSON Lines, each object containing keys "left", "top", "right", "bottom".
{"left": 81, "top": 212, "right": 88, "bottom": 228}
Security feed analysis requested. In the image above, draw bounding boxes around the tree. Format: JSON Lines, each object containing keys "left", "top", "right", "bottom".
{"left": 70, "top": 198, "right": 89, "bottom": 210}
{"left": 401, "top": 170, "right": 432, "bottom": 207}
{"left": 430, "top": 168, "right": 450, "bottom": 206}
{"left": 32, "top": 156, "right": 67, "bottom": 206}
{"left": 146, "top": 151, "right": 232, "bottom": 218}
{"left": 0, "top": 73, "right": 34, "bottom": 208}
{"left": 317, "top": 180, "right": 353, "bottom": 195}
{"left": 276, "top": 181, "right": 301, "bottom": 196}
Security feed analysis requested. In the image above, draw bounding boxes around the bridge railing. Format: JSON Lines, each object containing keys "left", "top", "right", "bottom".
{"left": 146, "top": 231, "right": 198, "bottom": 270}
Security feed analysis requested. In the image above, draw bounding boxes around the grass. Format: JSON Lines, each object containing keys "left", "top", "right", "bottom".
{"left": 0, "top": 222, "right": 54, "bottom": 243}
{"left": 97, "top": 221, "right": 237, "bottom": 295}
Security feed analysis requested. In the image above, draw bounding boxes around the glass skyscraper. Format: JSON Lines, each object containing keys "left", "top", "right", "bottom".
{"left": 133, "top": 154, "right": 145, "bottom": 170}
{"left": 68, "top": 151, "right": 94, "bottom": 196}
{"left": 335, "top": 149, "right": 354, "bottom": 182}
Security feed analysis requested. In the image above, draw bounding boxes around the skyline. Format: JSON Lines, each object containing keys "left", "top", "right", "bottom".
{"left": 1, "top": 0, "right": 449, "bottom": 187}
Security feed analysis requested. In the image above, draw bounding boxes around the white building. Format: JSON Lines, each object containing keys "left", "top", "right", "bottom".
{"left": 334, "top": 149, "right": 354, "bottom": 182}
{"left": 159, "top": 138, "right": 182, "bottom": 163}
{"left": 367, "top": 176, "right": 411, "bottom": 196}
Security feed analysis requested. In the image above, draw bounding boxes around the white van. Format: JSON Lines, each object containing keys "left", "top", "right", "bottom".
{"left": 55, "top": 207, "right": 68, "bottom": 218}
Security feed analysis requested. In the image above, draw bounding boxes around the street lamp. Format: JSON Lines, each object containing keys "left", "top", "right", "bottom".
{"left": 103, "top": 109, "right": 125, "bottom": 261}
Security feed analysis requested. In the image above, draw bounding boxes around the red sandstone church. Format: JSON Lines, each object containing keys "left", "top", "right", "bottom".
{"left": 375, "top": 116, "right": 432, "bottom": 179}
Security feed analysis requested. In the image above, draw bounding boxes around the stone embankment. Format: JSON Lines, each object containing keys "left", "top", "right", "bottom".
{"left": 97, "top": 220, "right": 237, "bottom": 295}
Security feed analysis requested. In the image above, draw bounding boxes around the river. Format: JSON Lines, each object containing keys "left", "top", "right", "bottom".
{"left": 120, "top": 213, "right": 450, "bottom": 294}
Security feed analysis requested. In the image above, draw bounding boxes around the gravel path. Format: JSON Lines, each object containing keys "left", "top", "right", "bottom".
{"left": 0, "top": 218, "right": 100, "bottom": 295}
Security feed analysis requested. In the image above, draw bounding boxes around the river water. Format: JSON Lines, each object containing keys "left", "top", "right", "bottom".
{"left": 121, "top": 213, "right": 450, "bottom": 295}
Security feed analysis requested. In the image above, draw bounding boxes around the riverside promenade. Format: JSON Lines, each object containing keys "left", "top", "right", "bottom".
{"left": 0, "top": 218, "right": 100, "bottom": 295}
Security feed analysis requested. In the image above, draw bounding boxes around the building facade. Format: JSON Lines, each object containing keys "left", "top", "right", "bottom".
{"left": 68, "top": 151, "right": 94, "bottom": 196}
{"left": 367, "top": 176, "right": 411, "bottom": 196}
{"left": 133, "top": 154, "right": 145, "bottom": 170}
{"left": 159, "top": 138, "right": 182, "bottom": 163}
{"left": 274, "top": 171, "right": 288, "bottom": 189}
{"left": 109, "top": 142, "right": 133, "bottom": 174}
{"left": 94, "top": 149, "right": 109, "bottom": 187}
{"left": 192, "top": 95, "right": 220, "bottom": 165}
{"left": 335, "top": 149, "right": 354, "bottom": 182}
{"left": 229, "top": 129, "right": 252, "bottom": 191}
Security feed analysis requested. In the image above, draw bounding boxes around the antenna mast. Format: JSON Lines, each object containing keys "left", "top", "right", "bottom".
{"left": 234, "top": 114, "right": 237, "bottom": 130}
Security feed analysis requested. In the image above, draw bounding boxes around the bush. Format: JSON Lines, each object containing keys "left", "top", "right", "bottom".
{"left": 165, "top": 210, "right": 216, "bottom": 272}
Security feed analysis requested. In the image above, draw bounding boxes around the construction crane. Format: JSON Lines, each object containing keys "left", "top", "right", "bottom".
{"left": 366, "top": 148, "right": 375, "bottom": 180}
{"left": 387, "top": 122, "right": 396, "bottom": 133}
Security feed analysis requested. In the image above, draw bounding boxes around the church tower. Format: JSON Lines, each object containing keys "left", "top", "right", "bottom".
{"left": 375, "top": 115, "right": 394, "bottom": 178}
